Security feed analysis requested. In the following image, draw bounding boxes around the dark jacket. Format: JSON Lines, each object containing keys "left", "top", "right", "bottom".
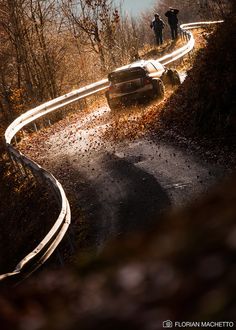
{"left": 150, "top": 18, "right": 165, "bottom": 32}
{"left": 165, "top": 9, "right": 179, "bottom": 26}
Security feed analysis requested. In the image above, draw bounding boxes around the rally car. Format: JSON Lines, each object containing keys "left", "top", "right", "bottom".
{"left": 105, "top": 59, "right": 180, "bottom": 110}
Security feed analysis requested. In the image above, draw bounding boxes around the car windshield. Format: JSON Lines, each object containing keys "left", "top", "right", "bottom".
{"left": 108, "top": 68, "right": 146, "bottom": 83}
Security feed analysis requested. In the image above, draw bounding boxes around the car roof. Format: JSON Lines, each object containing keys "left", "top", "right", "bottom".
{"left": 112, "top": 60, "right": 147, "bottom": 72}
{"left": 111, "top": 60, "right": 163, "bottom": 73}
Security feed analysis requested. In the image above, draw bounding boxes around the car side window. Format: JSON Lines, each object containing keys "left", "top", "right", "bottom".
{"left": 152, "top": 62, "right": 164, "bottom": 71}
{"left": 145, "top": 63, "right": 157, "bottom": 73}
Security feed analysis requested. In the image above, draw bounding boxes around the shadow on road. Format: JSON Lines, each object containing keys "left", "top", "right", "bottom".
{"left": 103, "top": 153, "right": 171, "bottom": 235}
{"left": 53, "top": 152, "right": 171, "bottom": 251}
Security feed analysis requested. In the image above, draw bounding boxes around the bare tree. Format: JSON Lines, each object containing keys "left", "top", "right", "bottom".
{"left": 0, "top": 0, "right": 66, "bottom": 116}
{"left": 62, "top": 0, "right": 120, "bottom": 72}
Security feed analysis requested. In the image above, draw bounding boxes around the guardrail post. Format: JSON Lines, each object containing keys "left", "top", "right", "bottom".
{"left": 8, "top": 152, "right": 18, "bottom": 173}
{"left": 11, "top": 155, "right": 24, "bottom": 177}
{"left": 6, "top": 147, "right": 13, "bottom": 163}
{"left": 185, "top": 32, "right": 188, "bottom": 42}
{"left": 18, "top": 158, "right": 28, "bottom": 178}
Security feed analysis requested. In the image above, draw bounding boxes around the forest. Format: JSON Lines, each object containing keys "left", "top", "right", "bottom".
{"left": 0, "top": 0, "right": 235, "bottom": 328}
{"left": 0, "top": 0, "right": 230, "bottom": 122}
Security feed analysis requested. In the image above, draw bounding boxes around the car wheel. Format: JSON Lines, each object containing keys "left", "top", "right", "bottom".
{"left": 162, "top": 69, "right": 181, "bottom": 86}
{"left": 170, "top": 69, "right": 181, "bottom": 86}
{"left": 152, "top": 78, "right": 165, "bottom": 100}
{"left": 105, "top": 91, "right": 120, "bottom": 110}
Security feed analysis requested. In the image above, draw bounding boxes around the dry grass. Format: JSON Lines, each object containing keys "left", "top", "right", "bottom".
{"left": 140, "top": 36, "right": 186, "bottom": 60}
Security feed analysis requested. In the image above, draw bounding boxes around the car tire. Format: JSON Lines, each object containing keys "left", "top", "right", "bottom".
{"left": 171, "top": 69, "right": 181, "bottom": 86}
{"left": 105, "top": 91, "right": 120, "bottom": 110}
{"left": 152, "top": 78, "right": 165, "bottom": 100}
{"left": 162, "top": 69, "right": 181, "bottom": 86}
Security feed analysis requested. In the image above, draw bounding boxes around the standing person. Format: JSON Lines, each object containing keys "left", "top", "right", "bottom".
{"left": 150, "top": 14, "right": 165, "bottom": 46}
{"left": 165, "top": 7, "right": 179, "bottom": 40}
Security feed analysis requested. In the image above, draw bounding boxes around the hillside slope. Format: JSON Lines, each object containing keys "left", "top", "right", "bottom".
{"left": 160, "top": 12, "right": 236, "bottom": 138}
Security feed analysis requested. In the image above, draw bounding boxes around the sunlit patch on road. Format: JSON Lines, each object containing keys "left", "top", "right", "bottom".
{"left": 77, "top": 106, "right": 111, "bottom": 129}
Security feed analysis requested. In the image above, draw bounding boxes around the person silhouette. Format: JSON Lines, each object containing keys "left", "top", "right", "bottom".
{"left": 150, "top": 14, "right": 165, "bottom": 46}
{"left": 165, "top": 7, "right": 179, "bottom": 40}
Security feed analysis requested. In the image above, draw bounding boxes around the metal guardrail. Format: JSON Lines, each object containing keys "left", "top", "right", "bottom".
{"left": 5, "top": 79, "right": 109, "bottom": 143}
{"left": 0, "top": 80, "right": 109, "bottom": 283}
{"left": 0, "top": 20, "right": 223, "bottom": 284}
{"left": 158, "top": 20, "right": 223, "bottom": 66}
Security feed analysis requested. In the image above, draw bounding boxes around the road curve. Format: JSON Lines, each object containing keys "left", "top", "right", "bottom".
{"left": 1, "top": 21, "right": 224, "bottom": 280}
{"left": 25, "top": 103, "right": 224, "bottom": 250}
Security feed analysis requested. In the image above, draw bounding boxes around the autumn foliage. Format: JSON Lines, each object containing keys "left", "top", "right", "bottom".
{"left": 160, "top": 10, "right": 236, "bottom": 137}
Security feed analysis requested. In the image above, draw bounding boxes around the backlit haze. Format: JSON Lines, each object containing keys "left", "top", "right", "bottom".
{"left": 117, "top": 0, "right": 156, "bottom": 15}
